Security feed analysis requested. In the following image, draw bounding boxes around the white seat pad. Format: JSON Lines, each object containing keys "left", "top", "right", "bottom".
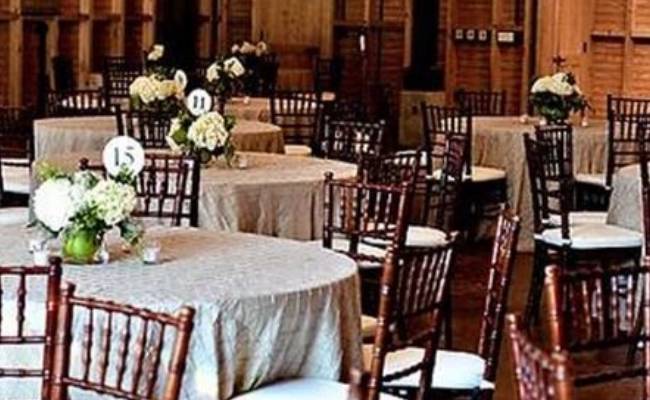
{"left": 2, "top": 165, "right": 30, "bottom": 194}
{"left": 547, "top": 211, "right": 608, "bottom": 227}
{"left": 471, "top": 166, "right": 507, "bottom": 183}
{"left": 364, "top": 226, "right": 449, "bottom": 249}
{"left": 362, "top": 345, "right": 494, "bottom": 391}
{"left": 284, "top": 144, "right": 313, "bottom": 157}
{"left": 576, "top": 173, "right": 606, "bottom": 188}
{"left": 539, "top": 223, "right": 643, "bottom": 250}
{"left": 231, "top": 378, "right": 401, "bottom": 400}
{"left": 329, "top": 237, "right": 387, "bottom": 269}
{"left": 0, "top": 208, "right": 29, "bottom": 226}
{"left": 361, "top": 315, "right": 378, "bottom": 339}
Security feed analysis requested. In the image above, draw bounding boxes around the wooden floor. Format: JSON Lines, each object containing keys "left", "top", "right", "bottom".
{"left": 453, "top": 244, "right": 641, "bottom": 399}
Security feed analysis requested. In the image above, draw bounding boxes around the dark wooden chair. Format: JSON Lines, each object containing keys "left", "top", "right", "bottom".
{"left": 321, "top": 117, "right": 385, "bottom": 163}
{"left": 523, "top": 133, "right": 642, "bottom": 326}
{"left": 80, "top": 154, "right": 201, "bottom": 227}
{"left": 454, "top": 89, "right": 507, "bottom": 116}
{"left": 638, "top": 118, "right": 650, "bottom": 251}
{"left": 0, "top": 258, "right": 62, "bottom": 397}
{"left": 52, "top": 55, "right": 74, "bottom": 91}
{"left": 421, "top": 103, "right": 507, "bottom": 240}
{"left": 270, "top": 90, "right": 323, "bottom": 156}
{"left": 507, "top": 313, "right": 575, "bottom": 400}
{"left": 314, "top": 56, "right": 344, "bottom": 95}
{"left": 116, "top": 107, "right": 174, "bottom": 150}
{"left": 544, "top": 263, "right": 650, "bottom": 395}
{"left": 0, "top": 106, "right": 35, "bottom": 199}
{"left": 48, "top": 282, "right": 195, "bottom": 400}
{"left": 244, "top": 53, "right": 279, "bottom": 97}
{"left": 576, "top": 95, "right": 650, "bottom": 210}
{"left": 47, "top": 89, "right": 113, "bottom": 117}
{"left": 103, "top": 57, "right": 143, "bottom": 104}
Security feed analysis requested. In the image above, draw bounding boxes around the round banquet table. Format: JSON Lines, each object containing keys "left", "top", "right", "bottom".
{"left": 34, "top": 151, "right": 358, "bottom": 241}
{"left": 472, "top": 116, "right": 608, "bottom": 251}
{"left": 33, "top": 116, "right": 285, "bottom": 160}
{"left": 608, "top": 164, "right": 643, "bottom": 233}
{"left": 225, "top": 92, "right": 337, "bottom": 123}
{"left": 0, "top": 225, "right": 361, "bottom": 400}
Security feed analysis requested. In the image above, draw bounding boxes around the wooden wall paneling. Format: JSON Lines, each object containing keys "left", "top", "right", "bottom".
{"left": 520, "top": 0, "right": 534, "bottom": 112}
{"left": 8, "top": 0, "right": 22, "bottom": 105}
{"left": 443, "top": 0, "right": 457, "bottom": 103}
{"left": 197, "top": 0, "right": 214, "bottom": 58}
{"left": 226, "top": 0, "right": 252, "bottom": 46}
{"left": 141, "top": 0, "right": 155, "bottom": 51}
{"left": 77, "top": 0, "right": 91, "bottom": 86}
{"left": 0, "top": 22, "right": 10, "bottom": 104}
{"left": 590, "top": 39, "right": 624, "bottom": 116}
{"left": 110, "top": 0, "right": 125, "bottom": 57}
{"left": 22, "top": 21, "right": 41, "bottom": 106}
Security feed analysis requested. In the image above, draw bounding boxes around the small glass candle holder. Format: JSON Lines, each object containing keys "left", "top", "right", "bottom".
{"left": 236, "top": 155, "right": 249, "bottom": 170}
{"left": 32, "top": 241, "right": 50, "bottom": 267}
{"left": 142, "top": 240, "right": 162, "bottom": 265}
{"left": 243, "top": 96, "right": 251, "bottom": 105}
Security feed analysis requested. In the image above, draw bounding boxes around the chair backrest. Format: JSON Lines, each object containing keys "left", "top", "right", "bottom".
{"left": 52, "top": 55, "right": 74, "bottom": 91}
{"left": 270, "top": 90, "right": 323, "bottom": 146}
{"left": 0, "top": 106, "right": 35, "bottom": 162}
{"left": 421, "top": 103, "right": 472, "bottom": 176}
{"left": 544, "top": 263, "right": 650, "bottom": 389}
{"left": 47, "top": 89, "right": 113, "bottom": 117}
{"left": 476, "top": 209, "right": 521, "bottom": 382}
{"left": 326, "top": 97, "right": 369, "bottom": 122}
{"left": 322, "top": 174, "right": 412, "bottom": 265}
{"left": 0, "top": 258, "right": 62, "bottom": 396}
{"left": 606, "top": 95, "right": 650, "bottom": 187}
{"left": 103, "top": 57, "right": 143, "bottom": 103}
{"left": 48, "top": 283, "right": 195, "bottom": 400}
{"left": 80, "top": 154, "right": 201, "bottom": 227}
{"left": 366, "top": 241, "right": 457, "bottom": 400}
{"left": 507, "top": 313, "right": 575, "bottom": 400}
{"left": 314, "top": 57, "right": 344, "bottom": 94}
{"left": 454, "top": 89, "right": 507, "bottom": 116}
{"left": 321, "top": 117, "right": 385, "bottom": 163}
{"left": 116, "top": 108, "right": 174, "bottom": 150}
{"left": 640, "top": 120, "right": 650, "bottom": 251}
{"left": 524, "top": 133, "right": 573, "bottom": 238}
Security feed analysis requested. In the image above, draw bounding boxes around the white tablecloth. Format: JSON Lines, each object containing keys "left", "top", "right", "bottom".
{"left": 34, "top": 152, "right": 358, "bottom": 241}
{"left": 226, "top": 97, "right": 272, "bottom": 122}
{"left": 0, "top": 226, "right": 361, "bottom": 400}
{"left": 608, "top": 164, "right": 643, "bottom": 233}
{"left": 34, "top": 117, "right": 285, "bottom": 160}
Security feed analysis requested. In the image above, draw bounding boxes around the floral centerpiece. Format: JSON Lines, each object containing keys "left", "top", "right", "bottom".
{"left": 205, "top": 56, "right": 247, "bottom": 112}
{"left": 529, "top": 72, "right": 589, "bottom": 124}
{"left": 166, "top": 99, "right": 237, "bottom": 166}
{"left": 231, "top": 41, "right": 271, "bottom": 95}
{"left": 32, "top": 164, "right": 142, "bottom": 264}
{"left": 129, "top": 44, "right": 188, "bottom": 114}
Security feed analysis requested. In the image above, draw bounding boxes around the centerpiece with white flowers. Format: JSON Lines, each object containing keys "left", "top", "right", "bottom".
{"left": 129, "top": 44, "right": 188, "bottom": 114}
{"left": 231, "top": 40, "right": 271, "bottom": 95}
{"left": 529, "top": 72, "right": 589, "bottom": 124}
{"left": 167, "top": 89, "right": 237, "bottom": 166}
{"left": 205, "top": 56, "right": 247, "bottom": 112}
{"left": 32, "top": 164, "right": 142, "bottom": 264}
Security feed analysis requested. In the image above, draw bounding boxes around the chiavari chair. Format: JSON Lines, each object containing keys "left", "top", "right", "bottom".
{"left": 103, "top": 57, "right": 143, "bottom": 104}
{"left": 79, "top": 154, "right": 201, "bottom": 227}
{"left": 639, "top": 119, "right": 650, "bottom": 250}
{"left": 576, "top": 95, "right": 650, "bottom": 210}
{"left": 321, "top": 117, "right": 385, "bottom": 163}
{"left": 48, "top": 282, "right": 195, "bottom": 400}
{"left": 270, "top": 90, "right": 323, "bottom": 156}
{"left": 544, "top": 263, "right": 650, "bottom": 395}
{"left": 523, "top": 133, "right": 642, "bottom": 326}
{"left": 377, "top": 208, "right": 520, "bottom": 399}
{"left": 507, "top": 314, "right": 575, "bottom": 400}
{"left": 0, "top": 258, "right": 62, "bottom": 397}
{"left": 0, "top": 106, "right": 35, "bottom": 200}
{"left": 454, "top": 89, "right": 507, "bottom": 116}
{"left": 47, "top": 89, "right": 113, "bottom": 117}
{"left": 421, "top": 103, "right": 507, "bottom": 239}
{"left": 116, "top": 107, "right": 174, "bottom": 150}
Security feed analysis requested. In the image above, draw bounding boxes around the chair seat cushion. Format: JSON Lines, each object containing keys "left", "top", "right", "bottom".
{"left": 547, "top": 211, "right": 608, "bottom": 227}
{"left": 395, "top": 151, "right": 506, "bottom": 183}
{"left": 362, "top": 345, "right": 494, "bottom": 391}
{"left": 231, "top": 378, "right": 401, "bottom": 400}
{"left": 364, "top": 226, "right": 450, "bottom": 249}
{"left": 576, "top": 173, "right": 607, "bottom": 188}
{"left": 284, "top": 144, "right": 313, "bottom": 157}
{"left": 361, "top": 315, "right": 377, "bottom": 339}
{"left": 0, "top": 208, "right": 29, "bottom": 226}
{"left": 2, "top": 165, "right": 30, "bottom": 194}
{"left": 538, "top": 223, "right": 643, "bottom": 250}
{"left": 330, "top": 237, "right": 386, "bottom": 269}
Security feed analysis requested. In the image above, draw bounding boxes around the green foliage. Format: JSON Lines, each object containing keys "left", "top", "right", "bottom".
{"left": 36, "top": 162, "right": 70, "bottom": 183}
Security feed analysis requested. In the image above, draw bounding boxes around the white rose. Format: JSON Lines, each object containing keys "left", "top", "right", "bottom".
{"left": 255, "top": 41, "right": 268, "bottom": 56}
{"left": 129, "top": 76, "right": 158, "bottom": 104}
{"left": 224, "top": 57, "right": 245, "bottom": 78}
{"left": 231, "top": 44, "right": 241, "bottom": 54}
{"left": 240, "top": 41, "right": 257, "bottom": 54}
{"left": 148, "top": 44, "right": 164, "bottom": 61}
{"left": 206, "top": 63, "right": 220, "bottom": 83}
{"left": 531, "top": 76, "right": 554, "bottom": 94}
{"left": 34, "top": 179, "right": 78, "bottom": 233}
{"left": 187, "top": 111, "right": 230, "bottom": 151}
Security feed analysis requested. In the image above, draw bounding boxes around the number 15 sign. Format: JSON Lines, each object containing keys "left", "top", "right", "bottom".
{"left": 102, "top": 136, "right": 145, "bottom": 176}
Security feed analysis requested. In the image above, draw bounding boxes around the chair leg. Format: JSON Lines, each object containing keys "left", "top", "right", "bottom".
{"left": 443, "top": 290, "right": 453, "bottom": 348}
{"left": 524, "top": 243, "right": 546, "bottom": 327}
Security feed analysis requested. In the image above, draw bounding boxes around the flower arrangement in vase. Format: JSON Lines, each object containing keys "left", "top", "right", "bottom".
{"left": 166, "top": 93, "right": 237, "bottom": 166}
{"left": 529, "top": 72, "right": 589, "bottom": 125}
{"left": 231, "top": 41, "right": 271, "bottom": 96}
{"left": 32, "top": 164, "right": 142, "bottom": 264}
{"left": 205, "top": 56, "right": 247, "bottom": 112}
{"left": 129, "top": 44, "right": 188, "bottom": 114}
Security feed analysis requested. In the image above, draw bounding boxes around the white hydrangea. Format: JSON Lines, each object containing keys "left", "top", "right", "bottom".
{"left": 224, "top": 57, "right": 245, "bottom": 78}
{"left": 206, "top": 63, "right": 220, "bottom": 83}
{"left": 240, "top": 41, "right": 257, "bottom": 55}
{"left": 148, "top": 44, "right": 165, "bottom": 61}
{"left": 156, "top": 79, "right": 181, "bottom": 100}
{"left": 85, "top": 180, "right": 137, "bottom": 227}
{"left": 531, "top": 75, "right": 574, "bottom": 96}
{"left": 129, "top": 76, "right": 158, "bottom": 104}
{"left": 187, "top": 112, "right": 230, "bottom": 151}
{"left": 34, "top": 179, "right": 79, "bottom": 233}
{"left": 255, "top": 41, "right": 269, "bottom": 56}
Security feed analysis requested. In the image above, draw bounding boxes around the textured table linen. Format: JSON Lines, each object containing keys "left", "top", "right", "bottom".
{"left": 34, "top": 152, "right": 358, "bottom": 241}
{"left": 0, "top": 226, "right": 362, "bottom": 400}
{"left": 608, "top": 164, "right": 643, "bottom": 233}
{"left": 34, "top": 116, "right": 285, "bottom": 159}
{"left": 472, "top": 117, "right": 607, "bottom": 251}
{"left": 226, "top": 97, "right": 272, "bottom": 122}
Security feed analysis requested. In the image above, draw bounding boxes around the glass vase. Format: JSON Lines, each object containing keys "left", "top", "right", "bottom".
{"left": 63, "top": 229, "right": 103, "bottom": 265}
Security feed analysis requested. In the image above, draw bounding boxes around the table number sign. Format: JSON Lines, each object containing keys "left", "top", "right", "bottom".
{"left": 187, "top": 88, "right": 213, "bottom": 116}
{"left": 102, "top": 136, "right": 145, "bottom": 176}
